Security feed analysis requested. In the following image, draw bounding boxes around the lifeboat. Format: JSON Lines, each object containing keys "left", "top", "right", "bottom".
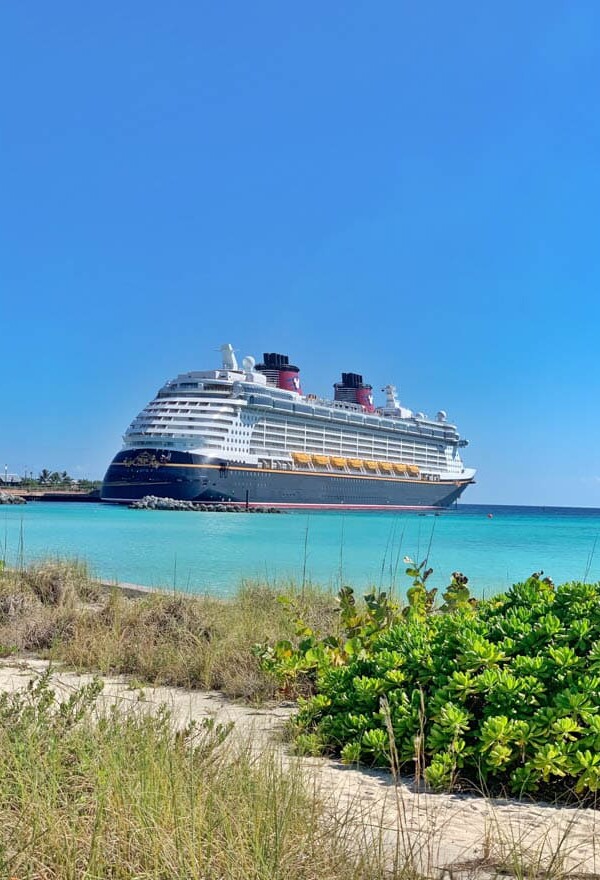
{"left": 348, "top": 458, "right": 363, "bottom": 469}
{"left": 364, "top": 460, "right": 379, "bottom": 472}
{"left": 292, "top": 452, "right": 311, "bottom": 465}
{"left": 312, "top": 454, "right": 330, "bottom": 467}
{"left": 393, "top": 462, "right": 408, "bottom": 474}
{"left": 407, "top": 465, "right": 420, "bottom": 476}
{"left": 331, "top": 457, "right": 347, "bottom": 468}
{"left": 380, "top": 461, "right": 394, "bottom": 472}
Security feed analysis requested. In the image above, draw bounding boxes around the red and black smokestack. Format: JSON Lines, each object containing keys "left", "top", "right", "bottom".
{"left": 334, "top": 372, "right": 375, "bottom": 413}
{"left": 256, "top": 352, "right": 302, "bottom": 394}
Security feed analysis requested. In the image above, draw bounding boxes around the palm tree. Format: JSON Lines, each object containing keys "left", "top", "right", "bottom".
{"left": 38, "top": 469, "right": 51, "bottom": 484}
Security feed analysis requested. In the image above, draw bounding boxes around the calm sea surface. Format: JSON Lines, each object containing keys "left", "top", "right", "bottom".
{"left": 1, "top": 502, "right": 600, "bottom": 597}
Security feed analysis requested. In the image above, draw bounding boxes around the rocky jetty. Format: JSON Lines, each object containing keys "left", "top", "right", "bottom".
{"left": 129, "top": 495, "right": 282, "bottom": 513}
{"left": 0, "top": 491, "right": 26, "bottom": 505}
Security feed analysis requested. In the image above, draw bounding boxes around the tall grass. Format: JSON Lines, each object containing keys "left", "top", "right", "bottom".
{"left": 0, "top": 671, "right": 594, "bottom": 880}
{"left": 0, "top": 562, "right": 598, "bottom": 878}
{"left": 0, "top": 671, "right": 390, "bottom": 879}
{"left": 0, "top": 560, "right": 340, "bottom": 699}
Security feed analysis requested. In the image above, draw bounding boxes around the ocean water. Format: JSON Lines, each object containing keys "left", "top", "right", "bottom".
{"left": 1, "top": 502, "right": 600, "bottom": 598}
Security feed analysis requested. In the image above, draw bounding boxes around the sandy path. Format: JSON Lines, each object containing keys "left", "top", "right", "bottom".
{"left": 1, "top": 658, "right": 598, "bottom": 877}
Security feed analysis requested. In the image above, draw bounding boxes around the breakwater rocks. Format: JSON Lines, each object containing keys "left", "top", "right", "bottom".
{"left": 0, "top": 491, "right": 26, "bottom": 505}
{"left": 129, "top": 495, "right": 282, "bottom": 513}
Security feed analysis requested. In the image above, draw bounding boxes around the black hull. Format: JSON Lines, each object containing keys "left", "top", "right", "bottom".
{"left": 101, "top": 449, "right": 472, "bottom": 509}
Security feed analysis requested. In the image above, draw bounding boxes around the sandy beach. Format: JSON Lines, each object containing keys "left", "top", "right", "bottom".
{"left": 1, "top": 657, "right": 598, "bottom": 878}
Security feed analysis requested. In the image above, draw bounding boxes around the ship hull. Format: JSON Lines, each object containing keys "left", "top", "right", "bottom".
{"left": 101, "top": 449, "right": 472, "bottom": 509}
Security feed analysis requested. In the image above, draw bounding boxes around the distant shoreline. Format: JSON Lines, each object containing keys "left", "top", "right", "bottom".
{"left": 4, "top": 493, "right": 600, "bottom": 512}
{"left": 98, "top": 579, "right": 159, "bottom": 598}
{"left": 1, "top": 488, "right": 99, "bottom": 503}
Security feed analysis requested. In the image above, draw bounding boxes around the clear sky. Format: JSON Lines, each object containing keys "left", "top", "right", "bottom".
{"left": 2, "top": 2, "right": 600, "bottom": 505}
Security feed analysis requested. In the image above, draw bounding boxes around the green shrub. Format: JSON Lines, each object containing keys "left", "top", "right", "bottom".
{"left": 257, "top": 564, "right": 600, "bottom": 801}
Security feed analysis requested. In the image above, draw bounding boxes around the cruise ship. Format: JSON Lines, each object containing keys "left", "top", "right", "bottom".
{"left": 100, "top": 345, "right": 475, "bottom": 508}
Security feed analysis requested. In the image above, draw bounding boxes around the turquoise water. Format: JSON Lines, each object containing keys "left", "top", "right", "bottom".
{"left": 1, "top": 503, "right": 600, "bottom": 597}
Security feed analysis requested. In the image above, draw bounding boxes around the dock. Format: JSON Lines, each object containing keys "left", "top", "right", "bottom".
{"left": 0, "top": 488, "right": 100, "bottom": 503}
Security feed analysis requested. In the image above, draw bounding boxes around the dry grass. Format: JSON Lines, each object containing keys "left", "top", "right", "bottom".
{"left": 1, "top": 562, "right": 598, "bottom": 880}
{"left": 0, "top": 560, "right": 339, "bottom": 700}
{"left": 0, "top": 671, "right": 391, "bottom": 880}
{"left": 1, "top": 666, "right": 596, "bottom": 880}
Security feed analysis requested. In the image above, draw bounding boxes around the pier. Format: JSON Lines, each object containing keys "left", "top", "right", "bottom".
{"left": 0, "top": 488, "right": 100, "bottom": 503}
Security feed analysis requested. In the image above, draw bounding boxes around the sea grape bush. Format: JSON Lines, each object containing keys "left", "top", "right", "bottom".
{"left": 256, "top": 564, "right": 600, "bottom": 800}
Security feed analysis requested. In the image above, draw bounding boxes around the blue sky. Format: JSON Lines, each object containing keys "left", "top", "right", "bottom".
{"left": 2, "top": 2, "right": 600, "bottom": 505}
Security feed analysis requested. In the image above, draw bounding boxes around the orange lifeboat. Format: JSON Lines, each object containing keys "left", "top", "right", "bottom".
{"left": 292, "top": 452, "right": 311, "bottom": 465}
{"left": 393, "top": 462, "right": 408, "bottom": 474}
{"left": 364, "top": 460, "right": 379, "bottom": 472}
{"left": 348, "top": 458, "right": 363, "bottom": 469}
{"left": 331, "top": 457, "right": 347, "bottom": 468}
{"left": 312, "top": 454, "right": 330, "bottom": 467}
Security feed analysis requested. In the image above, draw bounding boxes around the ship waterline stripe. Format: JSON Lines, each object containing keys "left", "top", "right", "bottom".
{"left": 238, "top": 502, "right": 442, "bottom": 510}
{"left": 103, "top": 481, "right": 174, "bottom": 487}
{"left": 114, "top": 460, "right": 471, "bottom": 487}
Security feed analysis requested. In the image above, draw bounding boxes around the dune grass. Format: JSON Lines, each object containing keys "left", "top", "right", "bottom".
{"left": 0, "top": 562, "right": 598, "bottom": 879}
{"left": 0, "top": 670, "right": 392, "bottom": 880}
{"left": 0, "top": 560, "right": 340, "bottom": 700}
{"left": 0, "top": 672, "right": 592, "bottom": 880}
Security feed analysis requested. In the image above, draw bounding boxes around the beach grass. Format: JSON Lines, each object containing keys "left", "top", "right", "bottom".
{"left": 0, "top": 670, "right": 391, "bottom": 880}
{"left": 0, "top": 561, "right": 598, "bottom": 878}
{"left": 0, "top": 668, "right": 592, "bottom": 880}
{"left": 0, "top": 559, "right": 340, "bottom": 700}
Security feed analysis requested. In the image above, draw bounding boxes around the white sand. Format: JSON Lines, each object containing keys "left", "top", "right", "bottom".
{"left": 1, "top": 658, "right": 598, "bottom": 877}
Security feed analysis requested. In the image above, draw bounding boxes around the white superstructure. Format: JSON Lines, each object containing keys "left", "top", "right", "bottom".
{"left": 121, "top": 345, "right": 474, "bottom": 484}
